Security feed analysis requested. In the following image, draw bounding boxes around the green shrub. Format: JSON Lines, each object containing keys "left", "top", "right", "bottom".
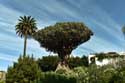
{"left": 88, "top": 64, "right": 117, "bottom": 83}
{"left": 37, "top": 55, "right": 89, "bottom": 72}
{"left": 72, "top": 67, "right": 89, "bottom": 83}
{"left": 6, "top": 55, "right": 41, "bottom": 83}
{"left": 0, "top": 81, "right": 5, "bottom": 83}
{"left": 68, "top": 56, "right": 88, "bottom": 69}
{"left": 37, "top": 56, "right": 59, "bottom": 72}
{"left": 55, "top": 66, "right": 89, "bottom": 83}
{"left": 68, "top": 57, "right": 83, "bottom": 69}
{"left": 56, "top": 68, "right": 68, "bottom": 74}
{"left": 40, "top": 72, "right": 76, "bottom": 83}
{"left": 109, "top": 72, "right": 125, "bottom": 83}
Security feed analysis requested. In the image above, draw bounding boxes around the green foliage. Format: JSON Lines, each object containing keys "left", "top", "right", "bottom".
{"left": 55, "top": 66, "right": 89, "bottom": 83}
{"left": 109, "top": 71, "right": 125, "bottom": 83}
{"left": 37, "top": 55, "right": 59, "bottom": 72}
{"left": 0, "top": 81, "right": 5, "bottom": 83}
{"left": 95, "top": 52, "right": 123, "bottom": 61}
{"left": 15, "top": 16, "right": 37, "bottom": 38}
{"left": 56, "top": 66, "right": 89, "bottom": 83}
{"left": 56, "top": 68, "right": 68, "bottom": 74}
{"left": 68, "top": 56, "right": 88, "bottom": 69}
{"left": 55, "top": 65, "right": 71, "bottom": 75}
{"left": 81, "top": 56, "right": 89, "bottom": 67}
{"left": 109, "top": 60, "right": 125, "bottom": 82}
{"left": 6, "top": 55, "right": 41, "bottom": 83}
{"left": 37, "top": 55, "right": 89, "bottom": 72}
{"left": 39, "top": 66, "right": 89, "bottom": 83}
{"left": 37, "top": 64, "right": 125, "bottom": 83}
{"left": 88, "top": 64, "right": 118, "bottom": 83}
{"left": 68, "top": 57, "right": 83, "bottom": 69}
{"left": 40, "top": 72, "right": 76, "bottom": 83}
{"left": 15, "top": 16, "right": 37, "bottom": 56}
{"left": 33, "top": 22, "right": 93, "bottom": 64}
{"left": 6, "top": 55, "right": 125, "bottom": 83}
{"left": 73, "top": 67, "right": 89, "bottom": 83}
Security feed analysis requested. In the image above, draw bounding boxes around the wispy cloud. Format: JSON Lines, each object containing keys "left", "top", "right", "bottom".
{"left": 0, "top": 0, "right": 124, "bottom": 70}
{"left": 0, "top": 53, "right": 18, "bottom": 62}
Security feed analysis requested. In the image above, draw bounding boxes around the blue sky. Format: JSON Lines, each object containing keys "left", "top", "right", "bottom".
{"left": 0, "top": 0, "right": 125, "bottom": 71}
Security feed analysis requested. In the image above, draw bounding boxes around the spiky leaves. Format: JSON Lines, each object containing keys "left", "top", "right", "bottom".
{"left": 16, "top": 16, "right": 37, "bottom": 37}
{"left": 33, "top": 22, "right": 93, "bottom": 65}
{"left": 15, "top": 16, "right": 37, "bottom": 56}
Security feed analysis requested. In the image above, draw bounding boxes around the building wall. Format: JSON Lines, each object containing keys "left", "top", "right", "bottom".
{"left": 0, "top": 71, "right": 6, "bottom": 81}
{"left": 88, "top": 52, "right": 125, "bottom": 66}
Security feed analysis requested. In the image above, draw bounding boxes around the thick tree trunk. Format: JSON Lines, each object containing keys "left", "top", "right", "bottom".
{"left": 61, "top": 55, "right": 68, "bottom": 66}
{"left": 23, "top": 35, "right": 27, "bottom": 56}
{"left": 56, "top": 54, "right": 70, "bottom": 71}
{"left": 58, "top": 53, "right": 68, "bottom": 66}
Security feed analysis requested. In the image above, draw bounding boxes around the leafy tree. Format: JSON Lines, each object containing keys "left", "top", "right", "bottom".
{"left": 67, "top": 56, "right": 88, "bottom": 69}
{"left": 81, "top": 56, "right": 89, "bottom": 67}
{"left": 6, "top": 55, "right": 41, "bottom": 83}
{"left": 33, "top": 22, "right": 93, "bottom": 66}
{"left": 15, "top": 16, "right": 37, "bottom": 56}
{"left": 37, "top": 55, "right": 88, "bottom": 71}
{"left": 68, "top": 56, "right": 88, "bottom": 69}
{"left": 37, "top": 56, "right": 59, "bottom": 72}
{"left": 95, "top": 52, "right": 121, "bottom": 61}
{"left": 68, "top": 56, "right": 83, "bottom": 69}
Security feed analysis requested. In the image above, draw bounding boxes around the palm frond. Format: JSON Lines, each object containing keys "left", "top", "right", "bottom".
{"left": 15, "top": 15, "right": 38, "bottom": 38}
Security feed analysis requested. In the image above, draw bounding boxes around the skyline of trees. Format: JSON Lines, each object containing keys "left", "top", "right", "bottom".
{"left": 3, "top": 15, "right": 125, "bottom": 83}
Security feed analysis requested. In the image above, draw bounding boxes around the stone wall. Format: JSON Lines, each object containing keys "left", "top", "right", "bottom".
{"left": 0, "top": 71, "right": 6, "bottom": 81}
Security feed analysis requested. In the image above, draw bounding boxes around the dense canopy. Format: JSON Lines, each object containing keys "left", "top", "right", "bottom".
{"left": 33, "top": 22, "right": 93, "bottom": 63}
{"left": 15, "top": 16, "right": 37, "bottom": 38}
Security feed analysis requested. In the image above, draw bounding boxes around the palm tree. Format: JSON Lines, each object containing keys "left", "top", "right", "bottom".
{"left": 15, "top": 16, "right": 37, "bottom": 56}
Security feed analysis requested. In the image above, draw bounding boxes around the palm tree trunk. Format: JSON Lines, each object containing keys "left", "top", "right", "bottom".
{"left": 23, "top": 34, "right": 27, "bottom": 56}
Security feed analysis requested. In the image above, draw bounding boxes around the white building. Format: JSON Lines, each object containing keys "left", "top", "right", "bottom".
{"left": 88, "top": 52, "right": 125, "bottom": 66}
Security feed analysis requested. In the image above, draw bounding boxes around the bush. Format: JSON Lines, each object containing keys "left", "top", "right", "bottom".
{"left": 38, "top": 64, "right": 125, "bottom": 83}
{"left": 37, "top": 56, "right": 59, "bottom": 72}
{"left": 0, "top": 81, "right": 5, "bottom": 83}
{"left": 88, "top": 64, "right": 118, "bottom": 83}
{"left": 55, "top": 66, "right": 89, "bottom": 83}
{"left": 40, "top": 72, "right": 76, "bottom": 83}
{"left": 68, "top": 57, "right": 83, "bottom": 69}
{"left": 73, "top": 67, "right": 89, "bottom": 83}
{"left": 6, "top": 55, "right": 41, "bottom": 83}
{"left": 81, "top": 56, "right": 89, "bottom": 67}
{"left": 56, "top": 68, "right": 68, "bottom": 74}
{"left": 37, "top": 55, "right": 89, "bottom": 72}
{"left": 109, "top": 71, "right": 125, "bottom": 83}
{"left": 68, "top": 56, "right": 88, "bottom": 69}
